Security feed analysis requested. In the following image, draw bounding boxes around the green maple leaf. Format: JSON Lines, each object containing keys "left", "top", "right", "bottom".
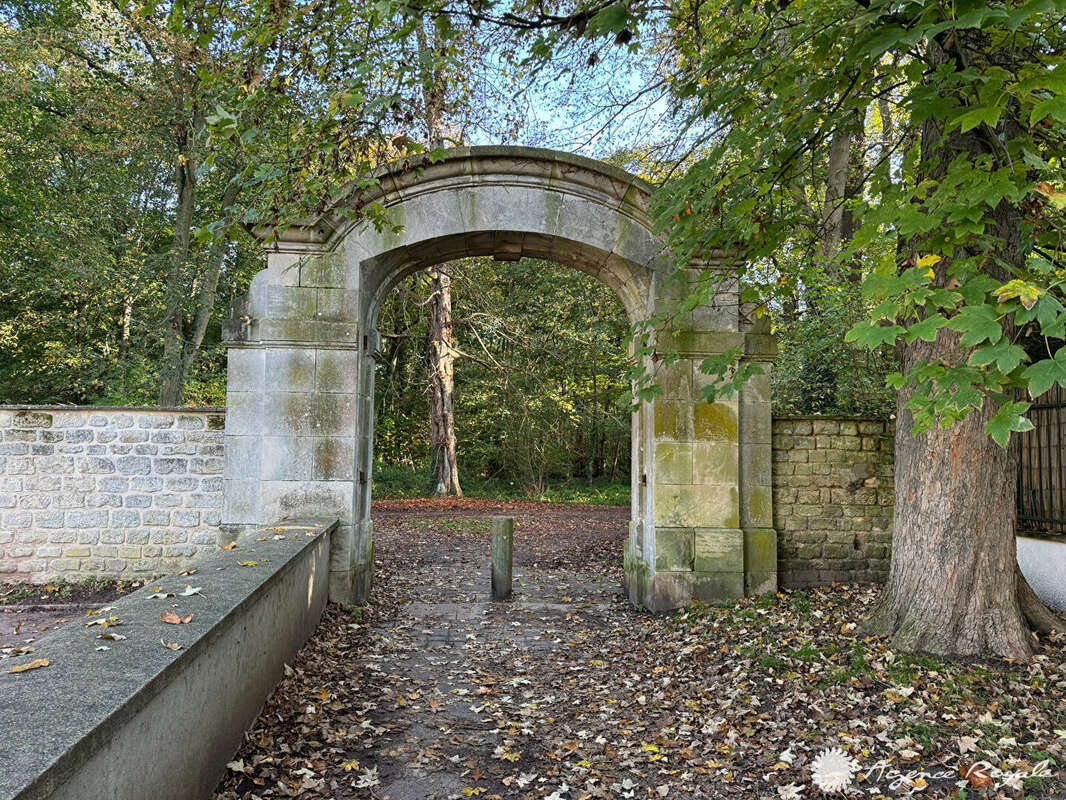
{"left": 946, "top": 305, "right": 1002, "bottom": 347}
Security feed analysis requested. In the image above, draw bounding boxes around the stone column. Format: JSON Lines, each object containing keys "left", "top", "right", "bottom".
{"left": 739, "top": 319, "right": 777, "bottom": 596}
{"left": 222, "top": 243, "right": 365, "bottom": 605}
{"left": 624, "top": 263, "right": 777, "bottom": 611}
{"left": 348, "top": 330, "right": 379, "bottom": 604}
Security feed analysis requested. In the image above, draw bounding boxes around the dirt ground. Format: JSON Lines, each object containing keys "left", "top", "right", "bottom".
{"left": 212, "top": 500, "right": 1066, "bottom": 800}
{"left": 0, "top": 579, "right": 132, "bottom": 651}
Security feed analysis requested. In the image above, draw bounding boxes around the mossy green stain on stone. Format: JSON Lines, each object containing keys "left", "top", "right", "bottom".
{"left": 613, "top": 215, "right": 639, "bottom": 259}
{"left": 655, "top": 527, "right": 694, "bottom": 571}
{"left": 743, "top": 527, "right": 777, "bottom": 573}
{"left": 694, "top": 403, "right": 737, "bottom": 441}
{"left": 744, "top": 485, "right": 773, "bottom": 528}
{"left": 381, "top": 206, "right": 406, "bottom": 251}
{"left": 623, "top": 549, "right": 653, "bottom": 607}
{"left": 725, "top": 487, "right": 740, "bottom": 528}
{"left": 654, "top": 401, "right": 678, "bottom": 439}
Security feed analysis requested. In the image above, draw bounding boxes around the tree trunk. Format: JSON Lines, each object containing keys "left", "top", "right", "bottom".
{"left": 158, "top": 127, "right": 197, "bottom": 407}
{"left": 864, "top": 31, "right": 1064, "bottom": 658}
{"left": 427, "top": 267, "right": 462, "bottom": 497}
{"left": 865, "top": 337, "right": 1033, "bottom": 658}
{"left": 178, "top": 174, "right": 242, "bottom": 380}
{"left": 118, "top": 294, "right": 133, "bottom": 361}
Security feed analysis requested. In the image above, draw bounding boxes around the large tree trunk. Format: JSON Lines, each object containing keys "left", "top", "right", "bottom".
{"left": 158, "top": 126, "right": 197, "bottom": 407}
{"left": 866, "top": 334, "right": 1033, "bottom": 659}
{"left": 865, "top": 31, "right": 1064, "bottom": 658}
{"left": 427, "top": 267, "right": 462, "bottom": 497}
{"left": 416, "top": 16, "right": 461, "bottom": 497}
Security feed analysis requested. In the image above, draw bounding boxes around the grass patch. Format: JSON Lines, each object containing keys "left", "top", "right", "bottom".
{"left": 373, "top": 463, "right": 630, "bottom": 505}
{"left": 0, "top": 576, "right": 130, "bottom": 604}
{"left": 403, "top": 517, "right": 490, "bottom": 535}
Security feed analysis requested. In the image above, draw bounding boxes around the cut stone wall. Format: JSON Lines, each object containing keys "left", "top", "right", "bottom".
{"left": 0, "top": 407, "right": 225, "bottom": 581}
{"left": 772, "top": 417, "right": 895, "bottom": 587}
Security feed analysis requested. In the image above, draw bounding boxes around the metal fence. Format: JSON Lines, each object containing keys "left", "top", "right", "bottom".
{"left": 1017, "top": 384, "right": 1066, "bottom": 535}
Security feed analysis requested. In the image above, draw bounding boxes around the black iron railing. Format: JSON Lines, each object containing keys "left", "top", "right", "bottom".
{"left": 1017, "top": 384, "right": 1066, "bottom": 535}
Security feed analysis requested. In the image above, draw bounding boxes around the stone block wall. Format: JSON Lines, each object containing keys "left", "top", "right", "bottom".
{"left": 772, "top": 417, "right": 895, "bottom": 587}
{"left": 0, "top": 407, "right": 225, "bottom": 581}
{"left": 0, "top": 404, "right": 898, "bottom": 588}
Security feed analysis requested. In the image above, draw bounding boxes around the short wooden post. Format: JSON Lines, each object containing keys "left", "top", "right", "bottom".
{"left": 491, "top": 516, "right": 514, "bottom": 601}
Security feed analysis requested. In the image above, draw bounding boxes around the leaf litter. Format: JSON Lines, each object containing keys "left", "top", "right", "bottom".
{"left": 213, "top": 500, "right": 1066, "bottom": 799}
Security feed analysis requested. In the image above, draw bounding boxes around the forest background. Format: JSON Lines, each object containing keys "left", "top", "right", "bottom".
{"left": 0, "top": 0, "right": 900, "bottom": 501}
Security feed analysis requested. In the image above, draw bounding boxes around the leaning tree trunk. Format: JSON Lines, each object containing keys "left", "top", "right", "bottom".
{"left": 427, "top": 267, "right": 462, "bottom": 497}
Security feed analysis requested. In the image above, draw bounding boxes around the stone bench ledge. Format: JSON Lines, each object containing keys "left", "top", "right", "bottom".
{"left": 0, "top": 518, "right": 338, "bottom": 800}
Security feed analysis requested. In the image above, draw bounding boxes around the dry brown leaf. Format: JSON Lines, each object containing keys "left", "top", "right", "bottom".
{"left": 161, "top": 610, "right": 193, "bottom": 625}
{"left": 9, "top": 658, "right": 49, "bottom": 673}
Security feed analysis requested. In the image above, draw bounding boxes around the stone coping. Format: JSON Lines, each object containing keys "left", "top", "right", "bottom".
{"left": 0, "top": 405, "right": 224, "bottom": 413}
{"left": 0, "top": 518, "right": 337, "bottom": 800}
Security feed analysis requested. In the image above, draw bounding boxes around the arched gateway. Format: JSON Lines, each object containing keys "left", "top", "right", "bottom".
{"left": 220, "top": 146, "right": 776, "bottom": 611}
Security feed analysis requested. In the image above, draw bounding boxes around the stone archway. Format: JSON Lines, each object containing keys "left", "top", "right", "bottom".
{"left": 220, "top": 146, "right": 776, "bottom": 612}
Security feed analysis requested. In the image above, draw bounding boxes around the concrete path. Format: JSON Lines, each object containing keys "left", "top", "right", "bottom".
{"left": 357, "top": 517, "right": 622, "bottom": 800}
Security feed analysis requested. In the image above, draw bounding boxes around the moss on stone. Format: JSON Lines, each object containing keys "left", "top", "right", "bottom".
{"left": 694, "top": 402, "right": 737, "bottom": 441}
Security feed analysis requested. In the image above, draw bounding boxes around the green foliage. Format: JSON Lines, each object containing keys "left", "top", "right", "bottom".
{"left": 375, "top": 257, "right": 633, "bottom": 496}
{"left": 773, "top": 291, "right": 895, "bottom": 418}
{"left": 577, "top": 0, "right": 1066, "bottom": 446}
{"left": 373, "top": 463, "right": 630, "bottom": 505}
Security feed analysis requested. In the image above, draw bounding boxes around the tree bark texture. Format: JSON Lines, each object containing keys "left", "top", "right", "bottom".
{"left": 157, "top": 164, "right": 240, "bottom": 407}
{"left": 867, "top": 334, "right": 1033, "bottom": 658}
{"left": 428, "top": 268, "right": 462, "bottom": 497}
{"left": 866, "top": 30, "right": 1064, "bottom": 658}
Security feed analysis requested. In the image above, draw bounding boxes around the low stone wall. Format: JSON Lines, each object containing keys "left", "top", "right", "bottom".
{"left": 0, "top": 407, "right": 225, "bottom": 581}
{"left": 771, "top": 417, "right": 895, "bottom": 587}
{"left": 0, "top": 519, "right": 334, "bottom": 800}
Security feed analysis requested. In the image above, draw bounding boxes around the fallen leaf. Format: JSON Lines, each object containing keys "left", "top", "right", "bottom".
{"left": 148, "top": 592, "right": 175, "bottom": 599}
{"left": 962, "top": 762, "right": 993, "bottom": 789}
{"left": 221, "top": 542, "right": 237, "bottom": 550}
{"left": 177, "top": 568, "right": 197, "bottom": 576}
{"left": 9, "top": 658, "right": 49, "bottom": 673}
{"left": 238, "top": 561, "right": 259, "bottom": 567}
{"left": 85, "top": 616, "right": 122, "bottom": 628}
{"left": 98, "top": 632, "right": 127, "bottom": 641}
{"left": 161, "top": 639, "right": 182, "bottom": 651}
{"left": 180, "top": 585, "right": 202, "bottom": 596}
{"left": 161, "top": 610, "right": 193, "bottom": 625}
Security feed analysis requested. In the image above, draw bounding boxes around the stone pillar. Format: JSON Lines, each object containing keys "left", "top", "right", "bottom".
{"left": 739, "top": 320, "right": 777, "bottom": 596}
{"left": 222, "top": 243, "right": 365, "bottom": 605}
{"left": 349, "top": 330, "right": 379, "bottom": 605}
{"left": 624, "top": 264, "right": 777, "bottom": 611}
